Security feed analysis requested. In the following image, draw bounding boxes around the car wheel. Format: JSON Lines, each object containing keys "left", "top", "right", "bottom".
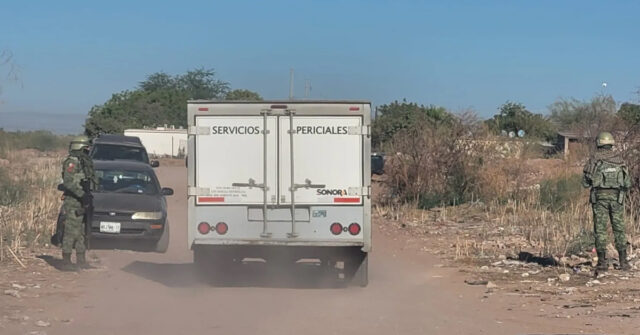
{"left": 155, "top": 222, "right": 170, "bottom": 253}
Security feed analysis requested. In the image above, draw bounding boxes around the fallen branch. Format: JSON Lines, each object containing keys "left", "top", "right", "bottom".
{"left": 563, "top": 303, "right": 594, "bottom": 309}
{"left": 6, "top": 246, "right": 26, "bottom": 268}
{"left": 464, "top": 279, "right": 488, "bottom": 286}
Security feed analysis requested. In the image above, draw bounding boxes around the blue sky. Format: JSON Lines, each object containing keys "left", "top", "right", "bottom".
{"left": 1, "top": 0, "right": 640, "bottom": 126}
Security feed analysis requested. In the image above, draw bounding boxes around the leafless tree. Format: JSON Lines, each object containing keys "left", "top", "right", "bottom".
{"left": 382, "top": 110, "right": 487, "bottom": 206}
{"left": 0, "top": 49, "right": 20, "bottom": 99}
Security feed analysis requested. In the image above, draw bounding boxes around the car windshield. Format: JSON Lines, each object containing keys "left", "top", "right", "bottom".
{"left": 95, "top": 169, "right": 159, "bottom": 195}
{"left": 92, "top": 144, "right": 149, "bottom": 163}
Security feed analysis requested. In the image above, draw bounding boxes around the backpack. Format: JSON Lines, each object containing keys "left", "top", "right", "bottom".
{"left": 592, "top": 160, "right": 630, "bottom": 189}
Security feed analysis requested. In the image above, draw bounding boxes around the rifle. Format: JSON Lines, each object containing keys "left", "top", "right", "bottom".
{"left": 51, "top": 183, "right": 66, "bottom": 246}
{"left": 80, "top": 179, "right": 94, "bottom": 250}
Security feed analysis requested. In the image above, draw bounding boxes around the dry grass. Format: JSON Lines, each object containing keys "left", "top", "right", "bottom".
{"left": 482, "top": 197, "right": 592, "bottom": 256}
{"left": 378, "top": 198, "right": 593, "bottom": 261}
{"left": 0, "top": 149, "right": 63, "bottom": 262}
{"left": 375, "top": 148, "right": 640, "bottom": 261}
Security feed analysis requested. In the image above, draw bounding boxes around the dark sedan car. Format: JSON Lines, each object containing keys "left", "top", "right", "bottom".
{"left": 90, "top": 160, "right": 172, "bottom": 252}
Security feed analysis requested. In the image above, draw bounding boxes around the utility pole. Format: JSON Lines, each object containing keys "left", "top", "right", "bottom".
{"left": 289, "top": 68, "right": 294, "bottom": 100}
{"left": 304, "top": 80, "right": 311, "bottom": 99}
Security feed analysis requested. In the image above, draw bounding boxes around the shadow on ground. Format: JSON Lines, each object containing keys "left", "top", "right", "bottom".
{"left": 90, "top": 240, "right": 158, "bottom": 252}
{"left": 121, "top": 262, "right": 197, "bottom": 287}
{"left": 36, "top": 255, "right": 66, "bottom": 271}
{"left": 121, "top": 260, "right": 349, "bottom": 289}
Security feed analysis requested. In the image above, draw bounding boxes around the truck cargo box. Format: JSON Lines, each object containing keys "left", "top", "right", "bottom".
{"left": 187, "top": 101, "right": 371, "bottom": 286}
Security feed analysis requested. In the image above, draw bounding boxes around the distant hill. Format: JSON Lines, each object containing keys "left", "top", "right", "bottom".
{"left": 0, "top": 112, "right": 84, "bottom": 135}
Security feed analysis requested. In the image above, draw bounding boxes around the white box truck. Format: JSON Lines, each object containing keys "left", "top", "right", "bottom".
{"left": 187, "top": 100, "right": 371, "bottom": 286}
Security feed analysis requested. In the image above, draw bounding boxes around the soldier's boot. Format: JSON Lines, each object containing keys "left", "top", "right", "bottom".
{"left": 76, "top": 252, "right": 93, "bottom": 270}
{"left": 618, "top": 249, "right": 631, "bottom": 271}
{"left": 595, "top": 251, "right": 608, "bottom": 272}
{"left": 59, "top": 252, "right": 77, "bottom": 272}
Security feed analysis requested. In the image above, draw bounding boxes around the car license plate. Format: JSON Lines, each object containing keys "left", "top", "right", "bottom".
{"left": 100, "top": 221, "right": 121, "bottom": 234}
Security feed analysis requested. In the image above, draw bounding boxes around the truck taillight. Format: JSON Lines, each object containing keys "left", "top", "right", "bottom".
{"left": 348, "top": 223, "right": 361, "bottom": 235}
{"left": 330, "top": 222, "right": 343, "bottom": 235}
{"left": 349, "top": 106, "right": 360, "bottom": 111}
{"left": 197, "top": 222, "right": 211, "bottom": 235}
{"left": 215, "top": 222, "right": 228, "bottom": 235}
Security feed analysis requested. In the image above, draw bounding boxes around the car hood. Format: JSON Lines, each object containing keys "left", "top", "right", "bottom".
{"left": 93, "top": 192, "right": 163, "bottom": 213}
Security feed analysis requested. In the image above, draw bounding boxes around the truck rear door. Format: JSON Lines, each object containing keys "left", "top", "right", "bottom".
{"left": 194, "top": 115, "right": 278, "bottom": 205}
{"left": 279, "top": 116, "right": 363, "bottom": 205}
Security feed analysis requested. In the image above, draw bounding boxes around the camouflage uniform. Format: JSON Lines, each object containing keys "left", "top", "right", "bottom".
{"left": 61, "top": 153, "right": 93, "bottom": 252}
{"left": 60, "top": 137, "right": 96, "bottom": 270}
{"left": 582, "top": 142, "right": 632, "bottom": 271}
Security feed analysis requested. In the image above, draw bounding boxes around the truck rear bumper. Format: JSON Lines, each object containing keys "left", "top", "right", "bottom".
{"left": 193, "top": 239, "right": 364, "bottom": 247}
{"left": 192, "top": 243, "right": 367, "bottom": 262}
{"left": 193, "top": 238, "right": 365, "bottom": 248}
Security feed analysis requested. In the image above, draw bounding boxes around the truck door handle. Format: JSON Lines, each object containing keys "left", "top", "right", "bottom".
{"left": 232, "top": 178, "right": 268, "bottom": 190}
{"left": 290, "top": 178, "right": 325, "bottom": 191}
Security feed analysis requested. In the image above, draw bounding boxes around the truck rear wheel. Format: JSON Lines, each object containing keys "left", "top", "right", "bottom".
{"left": 354, "top": 254, "right": 368, "bottom": 287}
{"left": 193, "top": 246, "right": 239, "bottom": 284}
{"left": 194, "top": 246, "right": 214, "bottom": 280}
{"left": 344, "top": 250, "right": 369, "bottom": 287}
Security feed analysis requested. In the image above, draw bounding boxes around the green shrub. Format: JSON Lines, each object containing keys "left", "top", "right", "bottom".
{"left": 418, "top": 191, "right": 465, "bottom": 209}
{"left": 417, "top": 169, "right": 470, "bottom": 209}
{"left": 0, "top": 130, "right": 72, "bottom": 153}
{"left": 539, "top": 174, "right": 583, "bottom": 212}
{"left": 418, "top": 192, "right": 447, "bottom": 209}
{"left": 26, "top": 131, "right": 66, "bottom": 151}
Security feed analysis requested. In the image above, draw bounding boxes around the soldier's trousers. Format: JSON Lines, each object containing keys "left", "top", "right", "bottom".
{"left": 592, "top": 198, "right": 627, "bottom": 252}
{"left": 61, "top": 198, "right": 85, "bottom": 254}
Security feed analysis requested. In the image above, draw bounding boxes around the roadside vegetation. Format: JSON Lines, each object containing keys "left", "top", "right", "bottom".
{"left": 374, "top": 95, "right": 640, "bottom": 261}
{"left": 0, "top": 130, "right": 73, "bottom": 157}
{"left": 0, "top": 131, "right": 67, "bottom": 263}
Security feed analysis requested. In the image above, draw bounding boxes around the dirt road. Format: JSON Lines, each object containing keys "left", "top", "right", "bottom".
{"left": 2, "top": 165, "right": 632, "bottom": 334}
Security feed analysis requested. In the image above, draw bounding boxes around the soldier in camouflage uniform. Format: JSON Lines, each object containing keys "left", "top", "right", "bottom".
{"left": 60, "top": 136, "right": 96, "bottom": 271}
{"left": 582, "top": 132, "right": 632, "bottom": 272}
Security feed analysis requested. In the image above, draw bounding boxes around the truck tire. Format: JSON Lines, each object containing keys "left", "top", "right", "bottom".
{"left": 353, "top": 254, "right": 369, "bottom": 287}
{"left": 193, "top": 246, "right": 236, "bottom": 284}
{"left": 154, "top": 222, "right": 170, "bottom": 253}
{"left": 193, "top": 246, "right": 212, "bottom": 281}
{"left": 345, "top": 250, "right": 369, "bottom": 287}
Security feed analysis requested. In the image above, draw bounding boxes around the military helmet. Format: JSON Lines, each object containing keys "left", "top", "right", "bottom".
{"left": 596, "top": 132, "right": 615, "bottom": 147}
{"left": 69, "top": 136, "right": 91, "bottom": 151}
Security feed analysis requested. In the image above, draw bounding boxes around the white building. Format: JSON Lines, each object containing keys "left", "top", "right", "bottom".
{"left": 124, "top": 126, "right": 187, "bottom": 158}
